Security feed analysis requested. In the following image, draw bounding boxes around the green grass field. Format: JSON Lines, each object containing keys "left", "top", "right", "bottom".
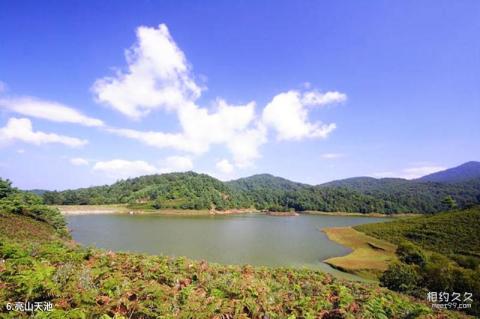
{"left": 354, "top": 207, "right": 480, "bottom": 261}
{"left": 323, "top": 227, "right": 397, "bottom": 280}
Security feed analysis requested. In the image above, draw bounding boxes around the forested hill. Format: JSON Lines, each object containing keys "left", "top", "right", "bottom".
{"left": 40, "top": 164, "right": 480, "bottom": 214}
{"left": 319, "top": 176, "right": 480, "bottom": 213}
{"left": 43, "top": 172, "right": 250, "bottom": 210}
{"left": 42, "top": 172, "right": 387, "bottom": 212}
{"left": 227, "top": 174, "right": 307, "bottom": 191}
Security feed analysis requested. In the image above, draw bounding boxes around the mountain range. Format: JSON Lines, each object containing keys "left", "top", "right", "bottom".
{"left": 40, "top": 161, "right": 480, "bottom": 214}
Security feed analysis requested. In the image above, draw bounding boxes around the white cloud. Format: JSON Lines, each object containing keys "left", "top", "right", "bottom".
{"left": 321, "top": 153, "right": 344, "bottom": 159}
{"left": 216, "top": 159, "right": 234, "bottom": 174}
{"left": 0, "top": 118, "right": 87, "bottom": 148}
{"left": 16, "top": 149, "right": 25, "bottom": 154}
{"left": 108, "top": 100, "right": 265, "bottom": 167}
{"left": 301, "top": 91, "right": 347, "bottom": 106}
{"left": 93, "top": 24, "right": 201, "bottom": 119}
{"left": 95, "top": 24, "right": 343, "bottom": 170}
{"left": 226, "top": 124, "right": 267, "bottom": 167}
{"left": 93, "top": 159, "right": 158, "bottom": 179}
{"left": 372, "top": 165, "right": 446, "bottom": 179}
{"left": 93, "top": 156, "right": 193, "bottom": 179}
{"left": 158, "top": 155, "right": 193, "bottom": 173}
{"left": 106, "top": 126, "right": 194, "bottom": 151}
{"left": 262, "top": 91, "right": 339, "bottom": 141}
{"left": 0, "top": 97, "right": 104, "bottom": 127}
{"left": 401, "top": 166, "right": 446, "bottom": 179}
{"left": 70, "top": 157, "right": 89, "bottom": 166}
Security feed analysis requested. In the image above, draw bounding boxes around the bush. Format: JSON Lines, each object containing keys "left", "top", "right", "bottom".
{"left": 396, "top": 241, "right": 427, "bottom": 267}
{"left": 380, "top": 262, "right": 419, "bottom": 293}
{"left": 0, "top": 178, "right": 16, "bottom": 199}
{"left": 452, "top": 254, "right": 480, "bottom": 270}
{"left": 421, "top": 253, "right": 455, "bottom": 292}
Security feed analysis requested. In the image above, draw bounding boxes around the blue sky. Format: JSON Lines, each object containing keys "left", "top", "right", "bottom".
{"left": 0, "top": 1, "right": 479, "bottom": 190}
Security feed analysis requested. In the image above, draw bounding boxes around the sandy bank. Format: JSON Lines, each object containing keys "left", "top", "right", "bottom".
{"left": 55, "top": 205, "right": 260, "bottom": 216}
{"left": 266, "top": 211, "right": 299, "bottom": 216}
{"left": 55, "top": 205, "right": 127, "bottom": 215}
{"left": 304, "top": 211, "right": 419, "bottom": 218}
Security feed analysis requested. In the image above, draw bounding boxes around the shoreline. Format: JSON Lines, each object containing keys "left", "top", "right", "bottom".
{"left": 55, "top": 204, "right": 411, "bottom": 218}
{"left": 55, "top": 205, "right": 261, "bottom": 216}
{"left": 304, "top": 211, "right": 417, "bottom": 218}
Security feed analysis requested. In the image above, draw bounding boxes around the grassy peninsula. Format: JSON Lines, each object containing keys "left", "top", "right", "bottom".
{"left": 322, "top": 227, "right": 397, "bottom": 280}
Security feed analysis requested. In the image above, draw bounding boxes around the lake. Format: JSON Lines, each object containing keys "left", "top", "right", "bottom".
{"left": 67, "top": 213, "right": 386, "bottom": 279}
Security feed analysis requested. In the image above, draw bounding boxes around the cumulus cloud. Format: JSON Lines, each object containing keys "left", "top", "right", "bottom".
{"left": 70, "top": 157, "right": 89, "bottom": 166}
{"left": 262, "top": 91, "right": 339, "bottom": 141}
{"left": 226, "top": 124, "right": 267, "bottom": 167}
{"left": 158, "top": 155, "right": 193, "bottom": 173}
{"left": 0, "top": 97, "right": 104, "bottom": 127}
{"left": 93, "top": 159, "right": 158, "bottom": 179}
{"left": 0, "top": 118, "right": 87, "bottom": 147}
{"left": 321, "top": 153, "right": 344, "bottom": 159}
{"left": 216, "top": 159, "right": 234, "bottom": 174}
{"left": 301, "top": 91, "right": 347, "bottom": 106}
{"left": 95, "top": 24, "right": 344, "bottom": 171}
{"left": 92, "top": 156, "right": 193, "bottom": 179}
{"left": 93, "top": 24, "right": 201, "bottom": 119}
{"left": 108, "top": 100, "right": 265, "bottom": 168}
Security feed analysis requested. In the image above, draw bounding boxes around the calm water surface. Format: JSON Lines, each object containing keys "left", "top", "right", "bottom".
{"left": 67, "top": 214, "right": 385, "bottom": 278}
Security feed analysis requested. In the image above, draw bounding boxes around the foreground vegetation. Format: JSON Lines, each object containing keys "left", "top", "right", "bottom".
{"left": 1, "top": 178, "right": 469, "bottom": 318}
{"left": 355, "top": 207, "right": 480, "bottom": 316}
{"left": 41, "top": 171, "right": 480, "bottom": 214}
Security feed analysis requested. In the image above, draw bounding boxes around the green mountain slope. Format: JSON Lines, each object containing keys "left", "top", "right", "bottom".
{"left": 320, "top": 176, "right": 480, "bottom": 213}
{"left": 40, "top": 162, "right": 480, "bottom": 214}
{"left": 355, "top": 206, "right": 480, "bottom": 260}
{"left": 227, "top": 174, "right": 389, "bottom": 212}
{"left": 227, "top": 174, "right": 307, "bottom": 192}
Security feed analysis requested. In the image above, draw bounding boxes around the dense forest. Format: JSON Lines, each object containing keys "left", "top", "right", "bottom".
{"left": 42, "top": 172, "right": 250, "bottom": 210}
{"left": 320, "top": 176, "right": 480, "bottom": 213}
{"left": 39, "top": 165, "right": 480, "bottom": 214}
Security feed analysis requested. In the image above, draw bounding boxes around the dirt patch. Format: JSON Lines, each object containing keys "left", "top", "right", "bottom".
{"left": 266, "top": 211, "right": 299, "bottom": 216}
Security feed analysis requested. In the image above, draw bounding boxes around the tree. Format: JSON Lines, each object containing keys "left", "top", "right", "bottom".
{"left": 441, "top": 195, "right": 458, "bottom": 210}
{"left": 0, "top": 178, "right": 15, "bottom": 199}
{"left": 396, "top": 241, "right": 427, "bottom": 267}
{"left": 380, "top": 262, "right": 419, "bottom": 293}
